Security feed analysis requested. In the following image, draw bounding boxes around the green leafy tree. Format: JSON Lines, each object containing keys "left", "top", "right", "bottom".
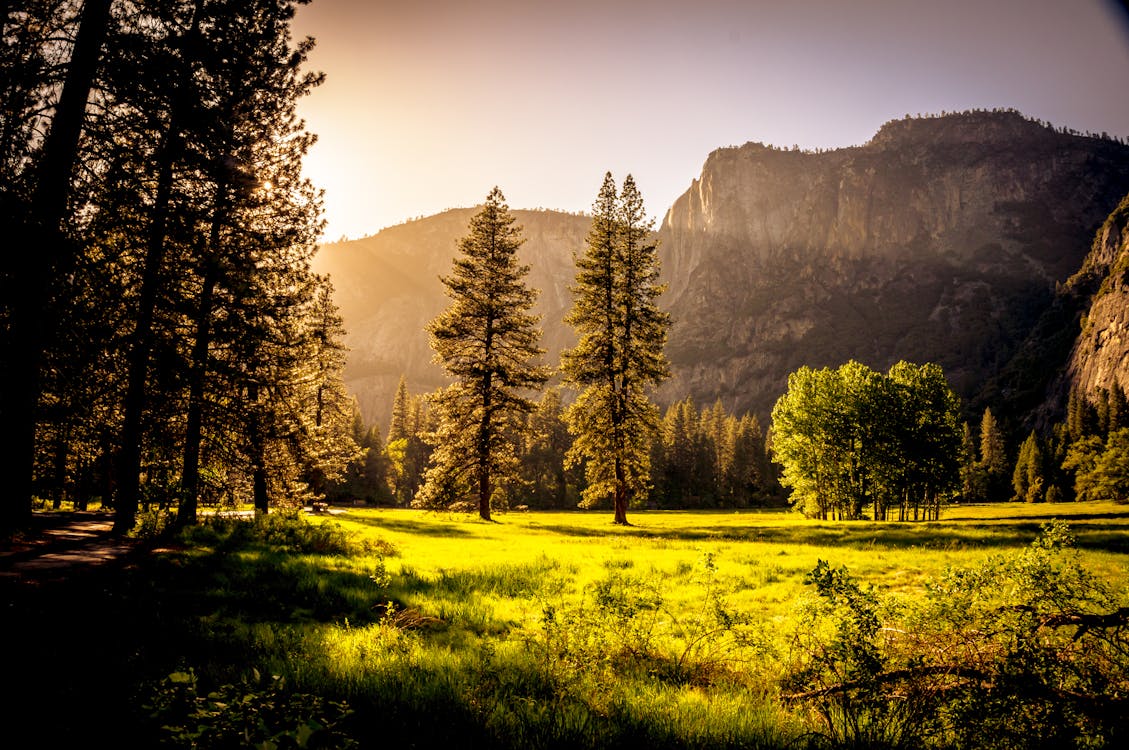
{"left": 1064, "top": 428, "right": 1129, "bottom": 503}
{"left": 771, "top": 361, "right": 961, "bottom": 520}
{"left": 413, "top": 188, "right": 549, "bottom": 520}
{"left": 562, "top": 173, "right": 670, "bottom": 524}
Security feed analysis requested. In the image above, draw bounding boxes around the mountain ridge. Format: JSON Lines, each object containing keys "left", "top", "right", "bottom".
{"left": 313, "top": 111, "right": 1129, "bottom": 429}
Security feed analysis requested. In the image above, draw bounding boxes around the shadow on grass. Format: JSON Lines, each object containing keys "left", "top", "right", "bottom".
{"left": 530, "top": 520, "right": 1129, "bottom": 554}
{"left": 344, "top": 514, "right": 478, "bottom": 538}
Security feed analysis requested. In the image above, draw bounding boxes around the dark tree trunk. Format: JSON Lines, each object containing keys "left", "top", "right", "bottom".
{"left": 114, "top": 137, "right": 176, "bottom": 533}
{"left": 613, "top": 456, "right": 628, "bottom": 525}
{"left": 248, "top": 382, "right": 269, "bottom": 515}
{"left": 177, "top": 258, "right": 219, "bottom": 527}
{"left": 0, "top": 0, "right": 112, "bottom": 534}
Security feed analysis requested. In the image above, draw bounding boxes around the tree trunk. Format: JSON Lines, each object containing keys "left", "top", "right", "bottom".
{"left": 478, "top": 470, "right": 491, "bottom": 521}
{"left": 613, "top": 456, "right": 628, "bottom": 525}
{"left": 248, "top": 381, "right": 269, "bottom": 515}
{"left": 114, "top": 143, "right": 175, "bottom": 533}
{"left": 178, "top": 258, "right": 219, "bottom": 527}
{"left": 0, "top": 0, "right": 112, "bottom": 534}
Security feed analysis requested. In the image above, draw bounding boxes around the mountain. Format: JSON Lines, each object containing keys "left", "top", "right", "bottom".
{"left": 1065, "top": 194, "right": 1129, "bottom": 398}
{"left": 311, "top": 208, "right": 590, "bottom": 427}
{"left": 315, "top": 111, "right": 1129, "bottom": 429}
{"left": 655, "top": 111, "right": 1129, "bottom": 417}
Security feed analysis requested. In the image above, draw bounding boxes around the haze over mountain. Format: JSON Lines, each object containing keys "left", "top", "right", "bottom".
{"left": 312, "top": 112, "right": 1129, "bottom": 428}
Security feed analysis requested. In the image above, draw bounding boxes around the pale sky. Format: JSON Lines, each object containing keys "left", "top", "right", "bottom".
{"left": 291, "top": 0, "right": 1129, "bottom": 241}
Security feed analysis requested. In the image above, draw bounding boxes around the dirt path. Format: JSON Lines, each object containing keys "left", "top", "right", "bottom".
{"left": 0, "top": 512, "right": 139, "bottom": 583}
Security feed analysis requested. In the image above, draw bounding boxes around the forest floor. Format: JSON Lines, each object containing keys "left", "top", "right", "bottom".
{"left": 0, "top": 511, "right": 138, "bottom": 582}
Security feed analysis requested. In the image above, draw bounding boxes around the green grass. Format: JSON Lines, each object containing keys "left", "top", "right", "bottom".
{"left": 6, "top": 502, "right": 1128, "bottom": 748}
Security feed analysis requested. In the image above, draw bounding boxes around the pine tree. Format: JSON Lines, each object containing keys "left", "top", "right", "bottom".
{"left": 978, "top": 407, "right": 1009, "bottom": 501}
{"left": 562, "top": 173, "right": 670, "bottom": 524}
{"left": 1108, "top": 381, "right": 1127, "bottom": 434}
{"left": 414, "top": 188, "right": 549, "bottom": 520}
{"left": 388, "top": 376, "right": 413, "bottom": 443}
{"left": 959, "top": 421, "right": 981, "bottom": 501}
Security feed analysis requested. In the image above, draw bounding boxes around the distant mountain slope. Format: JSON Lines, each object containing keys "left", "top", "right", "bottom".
{"left": 656, "top": 111, "right": 1129, "bottom": 416}
{"left": 315, "top": 112, "right": 1129, "bottom": 428}
{"left": 311, "top": 209, "right": 590, "bottom": 426}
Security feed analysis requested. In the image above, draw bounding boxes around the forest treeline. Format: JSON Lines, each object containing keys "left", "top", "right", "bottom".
{"left": 0, "top": 0, "right": 358, "bottom": 534}
{"left": 330, "top": 378, "right": 778, "bottom": 512}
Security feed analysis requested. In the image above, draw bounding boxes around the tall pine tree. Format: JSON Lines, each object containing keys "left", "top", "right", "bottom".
{"left": 414, "top": 188, "right": 549, "bottom": 520}
{"left": 562, "top": 173, "right": 670, "bottom": 524}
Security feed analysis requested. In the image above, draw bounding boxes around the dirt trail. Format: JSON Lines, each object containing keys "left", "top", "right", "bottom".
{"left": 0, "top": 512, "right": 139, "bottom": 583}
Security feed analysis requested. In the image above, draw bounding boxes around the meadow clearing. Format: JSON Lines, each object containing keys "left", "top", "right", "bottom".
{"left": 8, "top": 501, "right": 1128, "bottom": 749}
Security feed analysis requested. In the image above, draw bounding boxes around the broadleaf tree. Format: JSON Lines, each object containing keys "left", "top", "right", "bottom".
{"left": 414, "top": 188, "right": 549, "bottom": 520}
{"left": 562, "top": 173, "right": 670, "bottom": 524}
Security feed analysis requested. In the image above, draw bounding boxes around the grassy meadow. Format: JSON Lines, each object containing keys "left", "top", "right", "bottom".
{"left": 8, "top": 502, "right": 1129, "bottom": 748}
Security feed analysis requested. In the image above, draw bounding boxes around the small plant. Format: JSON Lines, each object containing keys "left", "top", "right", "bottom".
{"left": 145, "top": 668, "right": 357, "bottom": 748}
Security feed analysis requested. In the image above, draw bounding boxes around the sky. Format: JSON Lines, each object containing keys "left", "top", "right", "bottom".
{"left": 290, "top": 0, "right": 1129, "bottom": 241}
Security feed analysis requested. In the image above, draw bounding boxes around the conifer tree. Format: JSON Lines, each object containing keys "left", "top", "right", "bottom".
{"left": 959, "top": 421, "right": 980, "bottom": 501}
{"left": 562, "top": 173, "right": 670, "bottom": 524}
{"left": 388, "top": 376, "right": 413, "bottom": 443}
{"left": 977, "top": 407, "right": 1009, "bottom": 500}
{"left": 414, "top": 188, "right": 549, "bottom": 520}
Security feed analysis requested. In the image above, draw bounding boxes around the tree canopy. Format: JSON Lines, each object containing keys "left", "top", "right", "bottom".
{"left": 770, "top": 361, "right": 962, "bottom": 520}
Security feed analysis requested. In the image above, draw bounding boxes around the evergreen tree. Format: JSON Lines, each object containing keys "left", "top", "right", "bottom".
{"left": 0, "top": 0, "right": 113, "bottom": 533}
{"left": 414, "top": 188, "right": 549, "bottom": 520}
{"left": 1108, "top": 381, "right": 1127, "bottom": 434}
{"left": 1012, "top": 431, "right": 1047, "bottom": 503}
{"left": 520, "top": 388, "right": 575, "bottom": 508}
{"left": 977, "top": 407, "right": 1009, "bottom": 501}
{"left": 959, "top": 421, "right": 982, "bottom": 501}
{"left": 388, "top": 375, "right": 412, "bottom": 443}
{"left": 562, "top": 173, "right": 670, "bottom": 524}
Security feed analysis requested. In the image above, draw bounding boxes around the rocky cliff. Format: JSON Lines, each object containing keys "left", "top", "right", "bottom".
{"left": 1066, "top": 194, "right": 1129, "bottom": 398}
{"left": 656, "top": 111, "right": 1129, "bottom": 416}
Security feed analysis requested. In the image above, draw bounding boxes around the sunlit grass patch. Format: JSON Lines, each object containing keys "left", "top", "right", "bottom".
{"left": 21, "top": 503, "right": 1125, "bottom": 748}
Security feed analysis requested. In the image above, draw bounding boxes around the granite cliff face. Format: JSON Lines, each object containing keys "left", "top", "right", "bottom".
{"left": 656, "top": 111, "right": 1129, "bottom": 416}
{"left": 311, "top": 209, "right": 589, "bottom": 426}
{"left": 1066, "top": 195, "right": 1129, "bottom": 398}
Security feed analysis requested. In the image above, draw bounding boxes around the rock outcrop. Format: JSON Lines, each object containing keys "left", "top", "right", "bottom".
{"left": 656, "top": 111, "right": 1129, "bottom": 416}
{"left": 1066, "top": 194, "right": 1129, "bottom": 398}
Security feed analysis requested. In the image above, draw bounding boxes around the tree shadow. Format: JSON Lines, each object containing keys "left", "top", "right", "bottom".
{"left": 527, "top": 519, "right": 1129, "bottom": 554}
{"left": 344, "top": 514, "right": 477, "bottom": 538}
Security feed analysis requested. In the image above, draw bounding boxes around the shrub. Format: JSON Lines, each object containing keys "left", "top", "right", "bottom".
{"left": 145, "top": 668, "right": 357, "bottom": 748}
{"left": 182, "top": 512, "right": 395, "bottom": 557}
{"left": 783, "top": 522, "right": 1129, "bottom": 749}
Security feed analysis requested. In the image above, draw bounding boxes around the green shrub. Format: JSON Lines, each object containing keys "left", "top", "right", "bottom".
{"left": 783, "top": 522, "right": 1129, "bottom": 749}
{"left": 145, "top": 668, "right": 357, "bottom": 748}
{"left": 183, "top": 512, "right": 395, "bottom": 557}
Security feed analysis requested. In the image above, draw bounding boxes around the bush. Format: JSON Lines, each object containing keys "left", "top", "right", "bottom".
{"left": 783, "top": 522, "right": 1129, "bottom": 749}
{"left": 183, "top": 512, "right": 395, "bottom": 557}
{"left": 145, "top": 668, "right": 357, "bottom": 748}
